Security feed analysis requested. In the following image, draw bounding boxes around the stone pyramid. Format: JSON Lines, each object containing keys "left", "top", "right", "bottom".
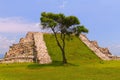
{"left": 0, "top": 32, "right": 52, "bottom": 64}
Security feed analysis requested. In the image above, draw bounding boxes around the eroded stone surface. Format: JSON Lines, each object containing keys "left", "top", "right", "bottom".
{"left": 33, "top": 32, "right": 52, "bottom": 64}
{"left": 80, "top": 34, "right": 111, "bottom": 60}
{"left": 90, "top": 41, "right": 112, "bottom": 56}
{"left": 0, "top": 32, "right": 52, "bottom": 64}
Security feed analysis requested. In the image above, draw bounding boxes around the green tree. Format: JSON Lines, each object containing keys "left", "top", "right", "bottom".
{"left": 40, "top": 12, "right": 88, "bottom": 64}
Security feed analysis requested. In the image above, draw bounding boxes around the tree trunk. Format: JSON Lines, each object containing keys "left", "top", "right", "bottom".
{"left": 61, "top": 49, "right": 67, "bottom": 64}
{"left": 51, "top": 28, "right": 67, "bottom": 64}
{"left": 61, "top": 34, "right": 67, "bottom": 64}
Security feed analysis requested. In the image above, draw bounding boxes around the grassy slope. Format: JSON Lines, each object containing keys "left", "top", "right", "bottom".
{"left": 44, "top": 34, "right": 100, "bottom": 64}
{"left": 0, "top": 34, "right": 120, "bottom": 80}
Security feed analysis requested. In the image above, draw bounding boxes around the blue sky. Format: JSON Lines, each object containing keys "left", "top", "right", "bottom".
{"left": 0, "top": 0, "right": 120, "bottom": 57}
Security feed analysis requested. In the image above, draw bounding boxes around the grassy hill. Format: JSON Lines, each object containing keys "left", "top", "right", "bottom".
{"left": 0, "top": 34, "right": 120, "bottom": 80}
{"left": 44, "top": 34, "right": 101, "bottom": 64}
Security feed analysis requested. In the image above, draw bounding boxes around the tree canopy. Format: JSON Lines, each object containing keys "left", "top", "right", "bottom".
{"left": 40, "top": 12, "right": 88, "bottom": 64}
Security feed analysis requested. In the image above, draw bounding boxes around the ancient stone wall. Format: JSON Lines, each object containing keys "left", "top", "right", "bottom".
{"left": 90, "top": 41, "right": 112, "bottom": 56}
{"left": 79, "top": 34, "right": 120, "bottom": 60}
{"left": 33, "top": 32, "right": 52, "bottom": 64}
{"left": 0, "top": 32, "right": 52, "bottom": 64}
{"left": 80, "top": 34, "right": 111, "bottom": 60}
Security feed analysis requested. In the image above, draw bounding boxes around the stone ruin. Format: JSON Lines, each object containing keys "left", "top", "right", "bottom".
{"left": 0, "top": 32, "right": 52, "bottom": 64}
{"left": 0, "top": 32, "right": 120, "bottom": 64}
{"left": 80, "top": 34, "right": 118, "bottom": 60}
{"left": 90, "top": 41, "right": 112, "bottom": 56}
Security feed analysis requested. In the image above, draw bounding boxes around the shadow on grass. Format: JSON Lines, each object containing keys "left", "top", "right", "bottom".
{"left": 27, "top": 61, "right": 78, "bottom": 69}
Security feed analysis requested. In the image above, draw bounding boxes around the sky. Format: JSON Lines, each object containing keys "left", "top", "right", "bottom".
{"left": 0, "top": 0, "right": 120, "bottom": 58}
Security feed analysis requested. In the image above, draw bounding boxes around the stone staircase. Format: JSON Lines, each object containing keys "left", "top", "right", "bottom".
{"left": 33, "top": 32, "right": 52, "bottom": 64}
{"left": 0, "top": 32, "right": 52, "bottom": 64}
{"left": 80, "top": 34, "right": 111, "bottom": 60}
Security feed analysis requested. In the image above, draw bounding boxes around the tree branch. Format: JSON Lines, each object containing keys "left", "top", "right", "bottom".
{"left": 51, "top": 27, "right": 63, "bottom": 51}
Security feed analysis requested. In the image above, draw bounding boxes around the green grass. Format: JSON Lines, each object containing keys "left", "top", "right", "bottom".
{"left": 0, "top": 34, "right": 120, "bottom": 80}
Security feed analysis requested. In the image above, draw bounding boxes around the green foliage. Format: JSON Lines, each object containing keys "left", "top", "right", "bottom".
{"left": 40, "top": 12, "right": 88, "bottom": 35}
{"left": 75, "top": 25, "right": 89, "bottom": 36}
{"left": 40, "top": 12, "right": 89, "bottom": 64}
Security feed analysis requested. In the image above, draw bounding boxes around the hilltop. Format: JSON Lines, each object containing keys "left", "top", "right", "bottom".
{"left": 1, "top": 32, "right": 119, "bottom": 64}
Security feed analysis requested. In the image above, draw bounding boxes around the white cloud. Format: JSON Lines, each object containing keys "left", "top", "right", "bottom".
{"left": 0, "top": 35, "right": 16, "bottom": 55}
{"left": 0, "top": 17, "right": 52, "bottom": 56}
{"left": 0, "top": 17, "right": 42, "bottom": 33}
{"left": 59, "top": 0, "right": 67, "bottom": 9}
{"left": 0, "top": 35, "right": 15, "bottom": 49}
{"left": 108, "top": 44, "right": 120, "bottom": 56}
{"left": 0, "top": 17, "right": 44, "bottom": 56}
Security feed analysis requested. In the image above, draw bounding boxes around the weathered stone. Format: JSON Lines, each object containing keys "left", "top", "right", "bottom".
{"left": 33, "top": 32, "right": 52, "bottom": 64}
{"left": 90, "top": 41, "right": 112, "bottom": 56}
{"left": 80, "top": 34, "right": 111, "bottom": 60}
{"left": 80, "top": 34, "right": 120, "bottom": 60}
{"left": 0, "top": 32, "right": 52, "bottom": 64}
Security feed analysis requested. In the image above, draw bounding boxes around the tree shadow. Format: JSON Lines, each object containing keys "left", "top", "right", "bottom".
{"left": 27, "top": 61, "right": 78, "bottom": 69}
